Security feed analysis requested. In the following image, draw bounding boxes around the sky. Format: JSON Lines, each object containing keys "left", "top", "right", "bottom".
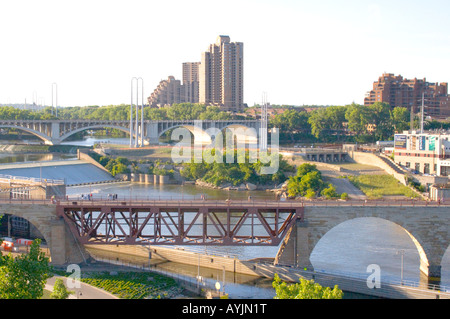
{"left": 1, "top": 0, "right": 449, "bottom": 108}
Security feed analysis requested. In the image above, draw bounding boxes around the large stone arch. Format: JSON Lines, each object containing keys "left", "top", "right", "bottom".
{"left": 276, "top": 205, "right": 450, "bottom": 285}
{"left": 309, "top": 217, "right": 427, "bottom": 278}
{"left": 0, "top": 204, "right": 88, "bottom": 265}
{"left": 0, "top": 125, "right": 53, "bottom": 145}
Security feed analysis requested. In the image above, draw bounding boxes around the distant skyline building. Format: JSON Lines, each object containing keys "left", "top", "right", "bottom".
{"left": 364, "top": 73, "right": 450, "bottom": 119}
{"left": 148, "top": 35, "right": 244, "bottom": 112}
{"left": 182, "top": 62, "right": 200, "bottom": 104}
{"left": 199, "top": 35, "right": 244, "bottom": 113}
{"left": 147, "top": 76, "right": 185, "bottom": 108}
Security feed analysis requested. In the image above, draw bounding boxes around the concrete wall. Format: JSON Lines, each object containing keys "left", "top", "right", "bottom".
{"left": 77, "top": 149, "right": 112, "bottom": 175}
{"left": 85, "top": 244, "right": 262, "bottom": 277}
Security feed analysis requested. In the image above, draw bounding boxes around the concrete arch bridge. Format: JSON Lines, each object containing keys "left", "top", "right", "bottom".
{"left": 0, "top": 119, "right": 261, "bottom": 146}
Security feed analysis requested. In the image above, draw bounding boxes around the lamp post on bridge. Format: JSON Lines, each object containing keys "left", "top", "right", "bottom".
{"left": 396, "top": 249, "right": 405, "bottom": 285}
{"left": 52, "top": 83, "right": 58, "bottom": 118}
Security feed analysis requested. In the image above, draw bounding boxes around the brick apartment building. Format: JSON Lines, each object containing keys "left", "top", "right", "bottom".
{"left": 364, "top": 73, "right": 450, "bottom": 119}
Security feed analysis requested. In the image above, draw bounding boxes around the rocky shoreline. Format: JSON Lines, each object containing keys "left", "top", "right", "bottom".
{"left": 193, "top": 178, "right": 289, "bottom": 195}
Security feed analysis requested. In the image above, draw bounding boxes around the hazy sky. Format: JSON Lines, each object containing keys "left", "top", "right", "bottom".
{"left": 1, "top": 0, "right": 449, "bottom": 107}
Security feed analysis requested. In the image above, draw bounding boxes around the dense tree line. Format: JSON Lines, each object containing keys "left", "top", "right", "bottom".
{"left": 1, "top": 102, "right": 447, "bottom": 143}
{"left": 269, "top": 102, "right": 431, "bottom": 143}
{"left": 0, "top": 103, "right": 238, "bottom": 121}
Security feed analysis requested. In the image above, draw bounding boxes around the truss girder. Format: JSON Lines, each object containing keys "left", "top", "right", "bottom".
{"left": 58, "top": 205, "right": 303, "bottom": 246}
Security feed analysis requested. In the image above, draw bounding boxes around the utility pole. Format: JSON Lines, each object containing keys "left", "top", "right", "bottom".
{"left": 260, "top": 92, "right": 268, "bottom": 151}
{"left": 420, "top": 92, "right": 425, "bottom": 134}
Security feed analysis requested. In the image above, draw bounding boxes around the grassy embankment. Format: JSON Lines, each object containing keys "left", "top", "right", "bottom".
{"left": 346, "top": 174, "right": 418, "bottom": 199}
{"left": 47, "top": 271, "right": 182, "bottom": 299}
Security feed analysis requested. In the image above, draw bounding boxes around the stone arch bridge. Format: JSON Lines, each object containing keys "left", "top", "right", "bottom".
{"left": 1, "top": 200, "right": 448, "bottom": 286}
{"left": 0, "top": 119, "right": 261, "bottom": 145}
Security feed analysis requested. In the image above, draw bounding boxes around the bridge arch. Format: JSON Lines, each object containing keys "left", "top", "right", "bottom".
{"left": 58, "top": 124, "right": 132, "bottom": 143}
{"left": 0, "top": 204, "right": 88, "bottom": 265}
{"left": 0, "top": 125, "right": 53, "bottom": 144}
{"left": 309, "top": 217, "right": 427, "bottom": 281}
{"left": 220, "top": 124, "right": 258, "bottom": 145}
{"left": 160, "top": 124, "right": 213, "bottom": 145}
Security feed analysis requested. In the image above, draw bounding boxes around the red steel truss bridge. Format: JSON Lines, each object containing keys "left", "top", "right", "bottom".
{"left": 57, "top": 200, "right": 304, "bottom": 246}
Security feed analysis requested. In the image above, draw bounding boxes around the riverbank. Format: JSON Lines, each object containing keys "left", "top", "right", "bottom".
{"left": 0, "top": 144, "right": 90, "bottom": 154}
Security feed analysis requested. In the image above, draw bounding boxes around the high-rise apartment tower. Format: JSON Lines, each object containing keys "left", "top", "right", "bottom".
{"left": 199, "top": 35, "right": 244, "bottom": 112}
{"left": 182, "top": 62, "right": 200, "bottom": 104}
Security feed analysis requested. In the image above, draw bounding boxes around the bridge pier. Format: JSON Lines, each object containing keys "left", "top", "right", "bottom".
{"left": 420, "top": 260, "right": 442, "bottom": 287}
{"left": 274, "top": 219, "right": 314, "bottom": 271}
{"left": 146, "top": 122, "right": 159, "bottom": 145}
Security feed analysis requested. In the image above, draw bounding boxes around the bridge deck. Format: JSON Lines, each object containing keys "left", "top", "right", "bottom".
{"left": 54, "top": 199, "right": 304, "bottom": 246}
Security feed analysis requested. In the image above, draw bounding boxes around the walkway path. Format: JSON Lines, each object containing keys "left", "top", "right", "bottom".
{"left": 45, "top": 275, "right": 118, "bottom": 299}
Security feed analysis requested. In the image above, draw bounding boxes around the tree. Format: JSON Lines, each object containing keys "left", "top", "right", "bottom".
{"left": 345, "top": 103, "right": 371, "bottom": 137}
{"left": 50, "top": 278, "right": 74, "bottom": 299}
{"left": 368, "top": 102, "right": 392, "bottom": 141}
{"left": 0, "top": 239, "right": 52, "bottom": 299}
{"left": 286, "top": 163, "right": 326, "bottom": 198}
{"left": 272, "top": 274, "right": 343, "bottom": 299}
{"left": 321, "top": 184, "right": 339, "bottom": 199}
{"left": 391, "top": 107, "right": 410, "bottom": 133}
{"left": 270, "top": 109, "right": 310, "bottom": 143}
{"left": 308, "top": 106, "right": 347, "bottom": 141}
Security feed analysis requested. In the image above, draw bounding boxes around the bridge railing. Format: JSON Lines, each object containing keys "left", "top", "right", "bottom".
{"left": 0, "top": 196, "right": 449, "bottom": 207}
{"left": 0, "top": 174, "right": 65, "bottom": 185}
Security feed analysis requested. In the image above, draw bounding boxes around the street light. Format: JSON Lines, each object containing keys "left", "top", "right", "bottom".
{"left": 52, "top": 83, "right": 58, "bottom": 117}
{"left": 396, "top": 249, "right": 405, "bottom": 285}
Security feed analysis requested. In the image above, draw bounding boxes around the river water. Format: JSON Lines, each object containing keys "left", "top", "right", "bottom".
{"left": 1, "top": 136, "right": 449, "bottom": 298}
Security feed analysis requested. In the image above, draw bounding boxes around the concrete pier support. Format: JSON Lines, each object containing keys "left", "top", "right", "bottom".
{"left": 50, "top": 219, "right": 66, "bottom": 265}
{"left": 274, "top": 219, "right": 314, "bottom": 271}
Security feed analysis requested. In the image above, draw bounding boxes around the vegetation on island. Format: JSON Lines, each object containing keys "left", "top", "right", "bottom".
{"left": 272, "top": 274, "right": 343, "bottom": 299}
{"left": 286, "top": 163, "right": 341, "bottom": 199}
{"left": 180, "top": 149, "right": 295, "bottom": 187}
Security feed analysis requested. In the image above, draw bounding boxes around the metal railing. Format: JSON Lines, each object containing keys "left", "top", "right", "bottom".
{"left": 0, "top": 174, "right": 65, "bottom": 185}
{"left": 0, "top": 196, "right": 448, "bottom": 208}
